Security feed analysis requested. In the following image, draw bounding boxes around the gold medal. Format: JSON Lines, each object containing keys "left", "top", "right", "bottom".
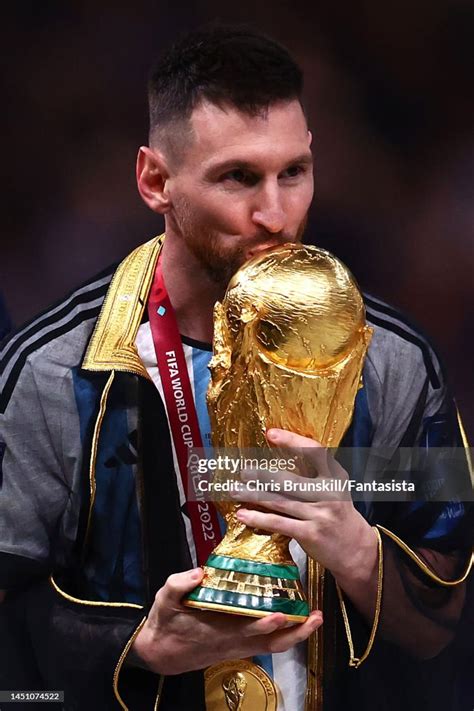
{"left": 205, "top": 659, "right": 278, "bottom": 711}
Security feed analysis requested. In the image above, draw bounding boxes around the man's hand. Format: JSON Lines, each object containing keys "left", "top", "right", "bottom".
{"left": 131, "top": 567, "right": 322, "bottom": 675}
{"left": 233, "top": 428, "right": 378, "bottom": 589}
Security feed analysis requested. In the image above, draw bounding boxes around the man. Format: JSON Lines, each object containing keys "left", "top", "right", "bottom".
{"left": 0, "top": 26, "right": 472, "bottom": 711}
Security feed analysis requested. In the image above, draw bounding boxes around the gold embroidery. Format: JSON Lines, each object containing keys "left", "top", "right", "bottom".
{"left": 336, "top": 526, "right": 383, "bottom": 668}
{"left": 456, "top": 406, "right": 473, "bottom": 485}
{"left": 377, "top": 524, "right": 473, "bottom": 585}
{"left": 83, "top": 370, "right": 115, "bottom": 552}
{"left": 113, "top": 616, "right": 162, "bottom": 711}
{"left": 154, "top": 676, "right": 165, "bottom": 711}
{"left": 49, "top": 575, "right": 143, "bottom": 609}
{"left": 82, "top": 235, "right": 164, "bottom": 376}
{"left": 305, "top": 557, "right": 324, "bottom": 711}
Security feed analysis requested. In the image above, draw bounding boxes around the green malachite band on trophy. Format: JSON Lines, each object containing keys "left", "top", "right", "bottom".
{"left": 205, "top": 554, "right": 301, "bottom": 580}
{"left": 188, "top": 586, "right": 310, "bottom": 616}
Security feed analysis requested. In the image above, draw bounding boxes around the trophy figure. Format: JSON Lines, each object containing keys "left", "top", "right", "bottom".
{"left": 185, "top": 243, "right": 372, "bottom": 622}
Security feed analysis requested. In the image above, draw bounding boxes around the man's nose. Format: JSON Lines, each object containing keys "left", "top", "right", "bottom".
{"left": 251, "top": 186, "right": 286, "bottom": 234}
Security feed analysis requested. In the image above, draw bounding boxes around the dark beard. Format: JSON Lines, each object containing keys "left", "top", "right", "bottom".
{"left": 186, "top": 219, "right": 308, "bottom": 288}
{"left": 180, "top": 224, "right": 250, "bottom": 289}
{"left": 192, "top": 238, "right": 247, "bottom": 287}
{"left": 176, "top": 199, "right": 308, "bottom": 289}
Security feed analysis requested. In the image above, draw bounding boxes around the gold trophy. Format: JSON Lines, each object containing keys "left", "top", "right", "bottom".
{"left": 185, "top": 244, "right": 372, "bottom": 627}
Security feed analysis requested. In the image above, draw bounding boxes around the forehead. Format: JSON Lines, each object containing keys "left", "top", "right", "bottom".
{"left": 185, "top": 99, "right": 310, "bottom": 169}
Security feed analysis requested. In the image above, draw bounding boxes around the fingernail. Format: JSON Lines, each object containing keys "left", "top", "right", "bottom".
{"left": 191, "top": 568, "right": 202, "bottom": 580}
{"left": 236, "top": 509, "right": 248, "bottom": 521}
{"left": 267, "top": 429, "right": 280, "bottom": 442}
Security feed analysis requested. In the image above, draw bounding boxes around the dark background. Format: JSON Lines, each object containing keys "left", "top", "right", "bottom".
{"left": 1, "top": 0, "right": 473, "bottom": 437}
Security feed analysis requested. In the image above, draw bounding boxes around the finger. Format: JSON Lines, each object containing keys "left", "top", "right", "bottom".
{"left": 238, "top": 469, "right": 343, "bottom": 503}
{"left": 241, "top": 612, "right": 289, "bottom": 637}
{"left": 236, "top": 508, "right": 306, "bottom": 538}
{"left": 267, "top": 428, "right": 323, "bottom": 450}
{"left": 156, "top": 568, "right": 204, "bottom": 611}
{"left": 266, "top": 429, "right": 332, "bottom": 477}
{"left": 249, "top": 610, "right": 323, "bottom": 656}
{"left": 265, "top": 610, "right": 323, "bottom": 653}
{"left": 249, "top": 497, "right": 315, "bottom": 520}
{"left": 231, "top": 486, "right": 287, "bottom": 506}
{"left": 230, "top": 488, "right": 316, "bottom": 520}
{"left": 266, "top": 430, "right": 351, "bottom": 484}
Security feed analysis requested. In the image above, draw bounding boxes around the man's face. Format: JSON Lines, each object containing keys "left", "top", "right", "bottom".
{"left": 165, "top": 99, "right": 314, "bottom": 286}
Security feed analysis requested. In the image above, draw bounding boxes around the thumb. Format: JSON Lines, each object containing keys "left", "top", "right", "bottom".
{"left": 158, "top": 568, "right": 204, "bottom": 609}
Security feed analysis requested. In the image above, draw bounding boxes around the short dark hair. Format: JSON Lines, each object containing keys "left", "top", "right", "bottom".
{"left": 148, "top": 25, "right": 304, "bottom": 157}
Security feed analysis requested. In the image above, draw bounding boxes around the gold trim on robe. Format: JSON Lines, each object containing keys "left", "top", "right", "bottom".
{"left": 82, "top": 235, "right": 164, "bottom": 376}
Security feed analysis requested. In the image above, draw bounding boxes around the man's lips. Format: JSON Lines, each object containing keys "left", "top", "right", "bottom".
{"left": 245, "top": 242, "right": 288, "bottom": 260}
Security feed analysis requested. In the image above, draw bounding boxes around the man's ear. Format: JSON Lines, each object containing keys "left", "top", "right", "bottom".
{"left": 307, "top": 130, "right": 313, "bottom": 147}
{"left": 136, "top": 146, "right": 172, "bottom": 214}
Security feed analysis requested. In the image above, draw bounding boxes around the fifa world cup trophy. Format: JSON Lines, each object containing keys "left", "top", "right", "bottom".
{"left": 185, "top": 244, "right": 372, "bottom": 624}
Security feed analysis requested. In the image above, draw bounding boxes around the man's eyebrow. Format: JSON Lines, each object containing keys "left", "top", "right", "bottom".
{"left": 285, "top": 153, "right": 313, "bottom": 167}
{"left": 205, "top": 159, "right": 252, "bottom": 176}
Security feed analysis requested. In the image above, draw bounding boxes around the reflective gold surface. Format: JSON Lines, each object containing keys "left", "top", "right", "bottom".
{"left": 201, "top": 566, "right": 305, "bottom": 600}
{"left": 185, "top": 599, "right": 307, "bottom": 623}
{"left": 208, "top": 244, "right": 372, "bottom": 565}
{"left": 205, "top": 660, "right": 278, "bottom": 711}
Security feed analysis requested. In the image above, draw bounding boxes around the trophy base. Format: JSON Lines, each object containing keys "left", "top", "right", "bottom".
{"left": 183, "top": 554, "right": 309, "bottom": 622}
{"left": 184, "top": 598, "right": 308, "bottom": 624}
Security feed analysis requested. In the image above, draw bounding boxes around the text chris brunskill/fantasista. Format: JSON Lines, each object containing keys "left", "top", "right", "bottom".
{"left": 196, "top": 479, "right": 416, "bottom": 494}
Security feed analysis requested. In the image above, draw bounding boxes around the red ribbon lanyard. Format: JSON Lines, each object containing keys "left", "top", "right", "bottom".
{"left": 148, "top": 260, "right": 222, "bottom": 564}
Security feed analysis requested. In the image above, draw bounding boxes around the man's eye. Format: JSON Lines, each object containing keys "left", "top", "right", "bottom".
{"left": 221, "top": 169, "right": 257, "bottom": 186}
{"left": 281, "top": 165, "right": 304, "bottom": 179}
